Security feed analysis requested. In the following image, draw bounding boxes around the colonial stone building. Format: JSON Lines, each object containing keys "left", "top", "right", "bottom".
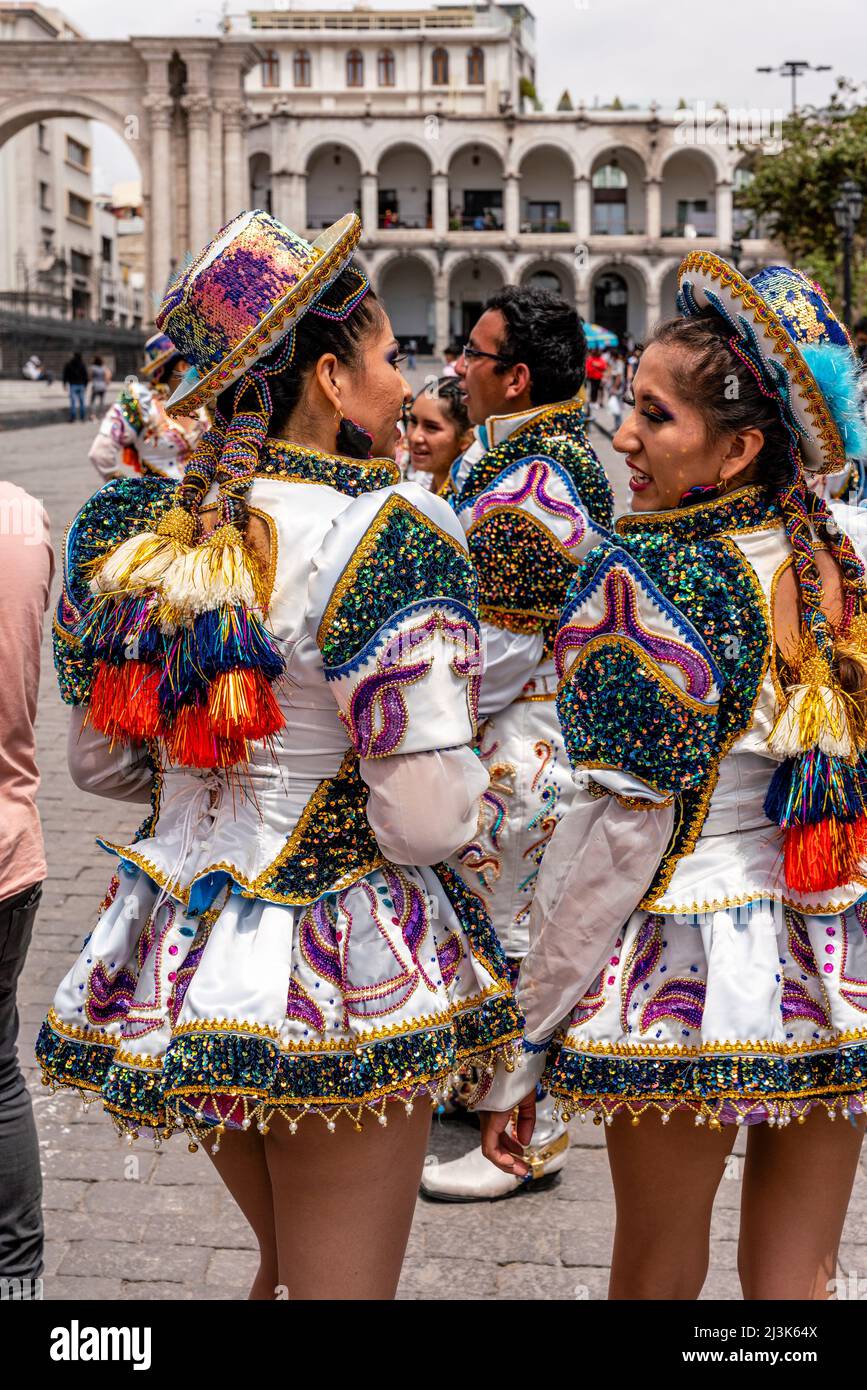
{"left": 238, "top": 2, "right": 779, "bottom": 351}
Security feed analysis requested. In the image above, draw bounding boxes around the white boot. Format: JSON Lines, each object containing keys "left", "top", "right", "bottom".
{"left": 420, "top": 1095, "right": 568, "bottom": 1202}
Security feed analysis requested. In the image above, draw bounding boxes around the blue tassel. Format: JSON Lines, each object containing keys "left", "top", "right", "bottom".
{"left": 764, "top": 750, "right": 867, "bottom": 828}
{"left": 801, "top": 344, "right": 867, "bottom": 459}
{"left": 188, "top": 606, "right": 284, "bottom": 681}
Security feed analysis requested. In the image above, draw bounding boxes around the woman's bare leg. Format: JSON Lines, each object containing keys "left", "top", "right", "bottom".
{"left": 605, "top": 1109, "right": 738, "bottom": 1299}
{"left": 264, "top": 1101, "right": 432, "bottom": 1300}
{"left": 204, "top": 1128, "right": 280, "bottom": 1299}
{"left": 738, "top": 1108, "right": 865, "bottom": 1300}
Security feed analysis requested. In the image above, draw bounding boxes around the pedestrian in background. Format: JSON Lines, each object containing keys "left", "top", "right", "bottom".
{"left": 61, "top": 351, "right": 88, "bottom": 422}
{"left": 0, "top": 482, "right": 53, "bottom": 1289}
{"left": 88, "top": 356, "right": 110, "bottom": 421}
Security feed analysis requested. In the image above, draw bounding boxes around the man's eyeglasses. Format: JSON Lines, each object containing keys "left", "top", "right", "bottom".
{"left": 460, "top": 342, "right": 513, "bottom": 365}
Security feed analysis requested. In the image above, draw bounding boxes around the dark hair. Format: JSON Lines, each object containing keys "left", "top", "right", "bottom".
{"left": 854, "top": 316, "right": 867, "bottom": 335}
{"left": 650, "top": 311, "right": 867, "bottom": 701}
{"left": 93, "top": 355, "right": 103, "bottom": 366}
{"left": 213, "top": 265, "right": 384, "bottom": 436}
{"left": 153, "top": 352, "right": 184, "bottom": 387}
{"left": 650, "top": 312, "right": 792, "bottom": 489}
{"left": 482, "top": 285, "right": 586, "bottom": 407}
{"left": 413, "top": 375, "right": 470, "bottom": 437}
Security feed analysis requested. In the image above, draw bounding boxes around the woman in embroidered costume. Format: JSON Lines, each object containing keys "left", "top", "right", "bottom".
{"left": 88, "top": 332, "right": 207, "bottom": 484}
{"left": 38, "top": 209, "right": 519, "bottom": 1300}
{"left": 479, "top": 254, "right": 867, "bottom": 1300}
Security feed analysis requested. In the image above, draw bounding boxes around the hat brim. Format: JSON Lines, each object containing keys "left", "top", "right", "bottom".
{"left": 164, "top": 213, "right": 362, "bottom": 417}
{"left": 677, "top": 250, "right": 846, "bottom": 474}
{"left": 140, "top": 347, "right": 180, "bottom": 381}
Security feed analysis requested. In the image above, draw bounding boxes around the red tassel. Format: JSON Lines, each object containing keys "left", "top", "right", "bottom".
{"left": 207, "top": 668, "right": 284, "bottom": 742}
{"left": 165, "top": 703, "right": 248, "bottom": 770}
{"left": 90, "top": 661, "right": 161, "bottom": 741}
{"left": 784, "top": 815, "right": 867, "bottom": 893}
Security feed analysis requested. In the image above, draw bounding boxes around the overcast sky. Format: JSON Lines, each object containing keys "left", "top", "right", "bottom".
{"left": 75, "top": 0, "right": 861, "bottom": 187}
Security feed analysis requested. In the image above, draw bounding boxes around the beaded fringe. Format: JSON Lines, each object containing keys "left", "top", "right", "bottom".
{"left": 39, "top": 1038, "right": 520, "bottom": 1154}
{"left": 553, "top": 1091, "right": 867, "bottom": 1130}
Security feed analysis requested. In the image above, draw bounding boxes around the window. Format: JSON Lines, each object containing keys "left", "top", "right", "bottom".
{"left": 70, "top": 249, "right": 91, "bottom": 277}
{"left": 261, "top": 49, "right": 280, "bottom": 87}
{"left": 66, "top": 135, "right": 90, "bottom": 170}
{"left": 431, "top": 47, "right": 449, "bottom": 85}
{"left": 39, "top": 181, "right": 50, "bottom": 212}
{"left": 37, "top": 123, "right": 49, "bottom": 153}
{"left": 68, "top": 192, "right": 92, "bottom": 225}
{"left": 101, "top": 236, "right": 113, "bottom": 264}
{"left": 377, "top": 48, "right": 395, "bottom": 86}
{"left": 293, "top": 48, "right": 311, "bottom": 86}
{"left": 346, "top": 49, "right": 364, "bottom": 87}
{"left": 467, "top": 46, "right": 485, "bottom": 85}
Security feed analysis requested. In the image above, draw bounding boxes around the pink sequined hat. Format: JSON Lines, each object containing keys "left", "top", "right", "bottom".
{"left": 157, "top": 209, "right": 361, "bottom": 415}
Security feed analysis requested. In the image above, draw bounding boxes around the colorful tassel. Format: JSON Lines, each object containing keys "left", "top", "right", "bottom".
{"left": 207, "top": 668, "right": 285, "bottom": 742}
{"left": 768, "top": 677, "right": 854, "bottom": 758}
{"left": 783, "top": 816, "right": 867, "bottom": 894}
{"left": 764, "top": 750, "right": 867, "bottom": 828}
{"left": 160, "top": 525, "right": 265, "bottom": 617}
{"left": 88, "top": 504, "right": 196, "bottom": 596}
{"left": 165, "top": 703, "right": 247, "bottom": 769}
{"left": 89, "top": 660, "right": 162, "bottom": 742}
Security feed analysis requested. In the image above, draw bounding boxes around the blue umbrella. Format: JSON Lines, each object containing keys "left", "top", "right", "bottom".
{"left": 582, "top": 322, "right": 619, "bottom": 349}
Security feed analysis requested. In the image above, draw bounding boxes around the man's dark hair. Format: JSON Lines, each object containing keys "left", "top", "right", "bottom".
{"left": 482, "top": 285, "right": 586, "bottom": 406}
{"left": 854, "top": 315, "right": 867, "bottom": 335}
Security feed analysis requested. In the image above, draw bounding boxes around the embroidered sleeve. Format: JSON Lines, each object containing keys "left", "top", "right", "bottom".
{"left": 308, "top": 482, "right": 482, "bottom": 757}
{"left": 554, "top": 541, "right": 725, "bottom": 801}
{"left": 54, "top": 476, "right": 176, "bottom": 705}
{"left": 455, "top": 452, "right": 610, "bottom": 652}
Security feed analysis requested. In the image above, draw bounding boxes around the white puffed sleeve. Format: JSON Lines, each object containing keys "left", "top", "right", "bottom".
{"left": 476, "top": 784, "right": 675, "bottom": 1111}
{"left": 67, "top": 706, "right": 153, "bottom": 803}
{"left": 360, "top": 746, "right": 489, "bottom": 866}
{"left": 307, "top": 481, "right": 483, "bottom": 758}
{"left": 88, "top": 383, "right": 151, "bottom": 482}
{"left": 476, "top": 623, "right": 545, "bottom": 717}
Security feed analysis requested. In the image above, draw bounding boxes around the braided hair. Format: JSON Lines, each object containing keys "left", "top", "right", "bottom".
{"left": 650, "top": 312, "right": 867, "bottom": 698}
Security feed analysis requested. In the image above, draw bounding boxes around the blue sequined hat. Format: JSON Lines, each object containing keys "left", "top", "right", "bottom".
{"left": 140, "top": 331, "right": 181, "bottom": 380}
{"left": 677, "top": 251, "right": 866, "bottom": 474}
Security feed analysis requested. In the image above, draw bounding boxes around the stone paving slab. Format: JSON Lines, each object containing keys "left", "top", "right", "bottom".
{"left": 7, "top": 418, "right": 867, "bottom": 1302}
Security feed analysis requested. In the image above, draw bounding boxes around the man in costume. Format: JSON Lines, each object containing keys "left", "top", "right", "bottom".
{"left": 421, "top": 285, "right": 614, "bottom": 1200}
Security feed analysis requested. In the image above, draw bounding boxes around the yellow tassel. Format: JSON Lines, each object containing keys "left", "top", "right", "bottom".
{"left": 770, "top": 645, "right": 855, "bottom": 757}
{"left": 160, "top": 524, "right": 266, "bottom": 617}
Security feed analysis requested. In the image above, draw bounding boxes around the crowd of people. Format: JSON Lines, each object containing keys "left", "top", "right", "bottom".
{"left": 3, "top": 203, "right": 867, "bottom": 1305}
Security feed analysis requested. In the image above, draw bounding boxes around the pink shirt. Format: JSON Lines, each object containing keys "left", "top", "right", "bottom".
{"left": 0, "top": 483, "right": 54, "bottom": 901}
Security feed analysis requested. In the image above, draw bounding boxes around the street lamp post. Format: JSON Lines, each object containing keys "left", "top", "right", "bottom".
{"left": 833, "top": 178, "right": 863, "bottom": 328}
{"left": 755, "top": 60, "right": 832, "bottom": 113}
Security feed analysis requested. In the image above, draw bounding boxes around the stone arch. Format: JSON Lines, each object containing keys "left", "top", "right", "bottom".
{"left": 589, "top": 258, "right": 650, "bottom": 341}
{"left": 305, "top": 141, "right": 362, "bottom": 230}
{"left": 518, "top": 256, "right": 576, "bottom": 304}
{"left": 378, "top": 253, "right": 436, "bottom": 350}
{"left": 376, "top": 142, "right": 433, "bottom": 231}
{"left": 512, "top": 134, "right": 578, "bottom": 177}
{"left": 583, "top": 136, "right": 649, "bottom": 180}
{"left": 659, "top": 145, "right": 719, "bottom": 237}
{"left": 299, "top": 133, "right": 369, "bottom": 176}
{"left": 374, "top": 246, "right": 439, "bottom": 286}
{"left": 249, "top": 151, "right": 272, "bottom": 214}
{"left": 446, "top": 141, "right": 506, "bottom": 232}
{"left": 517, "top": 143, "right": 576, "bottom": 233}
{"left": 589, "top": 145, "right": 648, "bottom": 237}
{"left": 447, "top": 252, "right": 507, "bottom": 341}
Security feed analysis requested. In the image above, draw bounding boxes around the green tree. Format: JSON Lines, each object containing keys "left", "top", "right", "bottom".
{"left": 737, "top": 80, "right": 867, "bottom": 316}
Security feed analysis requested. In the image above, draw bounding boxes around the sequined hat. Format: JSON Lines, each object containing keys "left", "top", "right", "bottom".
{"left": 677, "top": 252, "right": 865, "bottom": 474}
{"left": 157, "top": 209, "right": 362, "bottom": 415}
{"left": 139, "top": 331, "right": 182, "bottom": 380}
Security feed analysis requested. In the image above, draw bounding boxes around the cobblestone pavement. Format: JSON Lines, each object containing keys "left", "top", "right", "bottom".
{"left": 8, "top": 418, "right": 867, "bottom": 1302}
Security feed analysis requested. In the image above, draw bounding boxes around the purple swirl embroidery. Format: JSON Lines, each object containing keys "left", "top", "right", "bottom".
{"left": 286, "top": 979, "right": 327, "bottom": 1033}
{"left": 472, "top": 459, "right": 587, "bottom": 549}
{"left": 436, "top": 931, "right": 462, "bottom": 988}
{"left": 554, "top": 568, "right": 715, "bottom": 701}
{"left": 786, "top": 909, "right": 818, "bottom": 977}
{"left": 620, "top": 915, "right": 663, "bottom": 1032}
{"left": 782, "top": 979, "right": 831, "bottom": 1028}
{"left": 640, "top": 977, "right": 706, "bottom": 1033}
{"left": 299, "top": 900, "right": 343, "bottom": 990}
{"left": 571, "top": 970, "right": 607, "bottom": 1027}
{"left": 169, "top": 937, "right": 208, "bottom": 1027}
{"left": 347, "top": 660, "right": 431, "bottom": 757}
{"left": 85, "top": 962, "right": 138, "bottom": 1026}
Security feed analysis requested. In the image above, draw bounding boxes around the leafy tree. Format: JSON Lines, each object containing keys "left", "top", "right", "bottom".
{"left": 737, "top": 79, "right": 867, "bottom": 316}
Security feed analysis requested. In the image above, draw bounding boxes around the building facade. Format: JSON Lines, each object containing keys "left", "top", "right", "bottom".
{"left": 236, "top": 2, "right": 780, "bottom": 351}
{"left": 0, "top": 4, "right": 146, "bottom": 328}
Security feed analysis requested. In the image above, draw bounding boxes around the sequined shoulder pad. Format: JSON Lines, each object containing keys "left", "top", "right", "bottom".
{"left": 456, "top": 451, "right": 610, "bottom": 648}
{"left": 54, "top": 476, "right": 175, "bottom": 705}
{"left": 308, "top": 483, "right": 481, "bottom": 757}
{"left": 554, "top": 541, "right": 725, "bottom": 797}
